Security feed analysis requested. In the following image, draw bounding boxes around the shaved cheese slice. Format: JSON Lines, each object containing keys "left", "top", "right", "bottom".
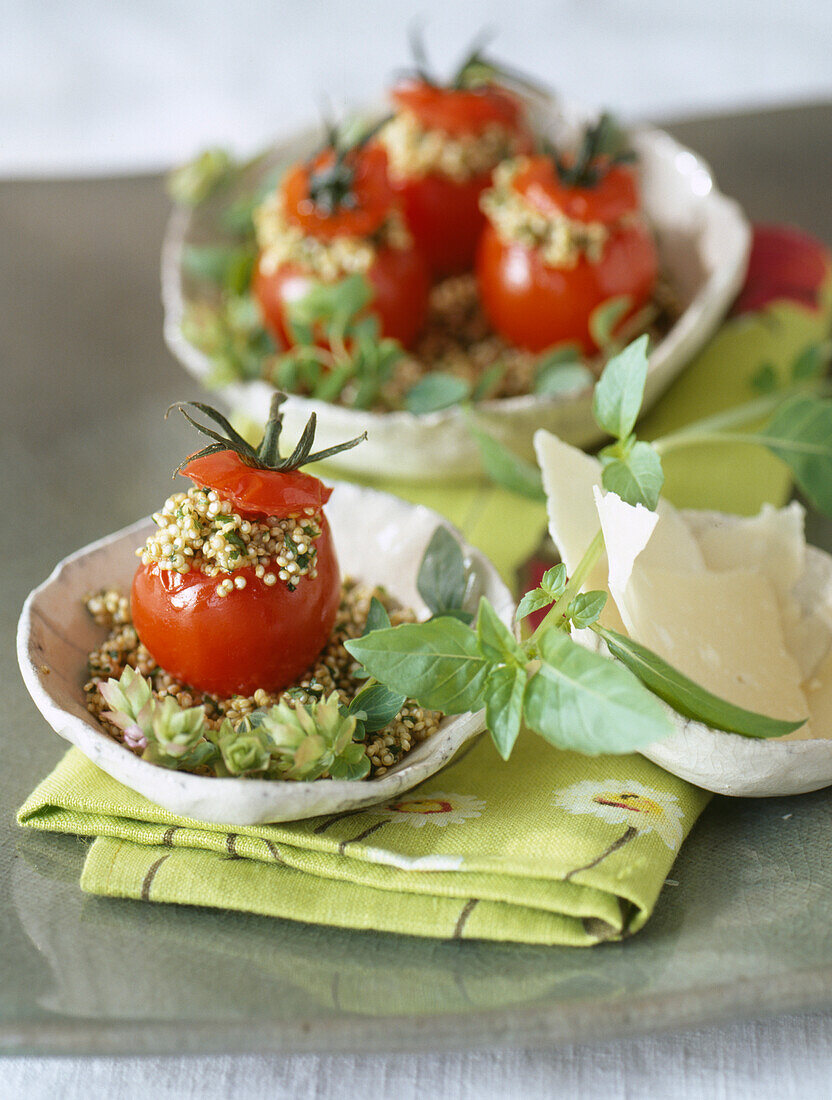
{"left": 593, "top": 488, "right": 706, "bottom": 634}
{"left": 626, "top": 566, "right": 809, "bottom": 728}
{"left": 693, "top": 502, "right": 805, "bottom": 606}
{"left": 534, "top": 430, "right": 601, "bottom": 574}
{"left": 593, "top": 488, "right": 658, "bottom": 634}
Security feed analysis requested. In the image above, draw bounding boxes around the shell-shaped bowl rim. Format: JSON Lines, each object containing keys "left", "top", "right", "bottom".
{"left": 17, "top": 481, "right": 515, "bottom": 825}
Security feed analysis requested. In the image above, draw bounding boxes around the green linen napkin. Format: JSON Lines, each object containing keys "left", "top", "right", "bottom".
{"left": 17, "top": 259, "right": 832, "bottom": 945}
{"left": 18, "top": 735, "right": 709, "bottom": 946}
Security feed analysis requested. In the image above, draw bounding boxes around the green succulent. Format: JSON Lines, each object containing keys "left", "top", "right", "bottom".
{"left": 167, "top": 147, "right": 234, "bottom": 206}
{"left": 217, "top": 719, "right": 273, "bottom": 777}
{"left": 149, "top": 695, "right": 208, "bottom": 758}
{"left": 256, "top": 693, "right": 370, "bottom": 781}
{"left": 98, "top": 666, "right": 155, "bottom": 747}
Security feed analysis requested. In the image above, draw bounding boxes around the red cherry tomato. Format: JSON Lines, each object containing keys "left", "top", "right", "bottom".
{"left": 130, "top": 452, "right": 341, "bottom": 697}
{"left": 476, "top": 156, "right": 658, "bottom": 353}
{"left": 254, "top": 141, "right": 430, "bottom": 348}
{"left": 390, "top": 170, "right": 494, "bottom": 278}
{"left": 388, "top": 78, "right": 530, "bottom": 276}
{"left": 182, "top": 449, "right": 331, "bottom": 515}
{"left": 253, "top": 244, "right": 430, "bottom": 350}
{"left": 392, "top": 78, "right": 525, "bottom": 137}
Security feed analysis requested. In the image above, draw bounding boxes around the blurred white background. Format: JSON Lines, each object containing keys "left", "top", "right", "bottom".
{"left": 3, "top": 0, "right": 831, "bottom": 177}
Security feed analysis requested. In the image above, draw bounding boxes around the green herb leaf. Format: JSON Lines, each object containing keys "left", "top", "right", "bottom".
{"left": 348, "top": 682, "right": 406, "bottom": 732}
{"left": 467, "top": 419, "right": 546, "bottom": 502}
{"left": 791, "top": 344, "right": 826, "bottom": 383}
{"left": 405, "top": 373, "right": 472, "bottom": 414}
{"left": 182, "top": 245, "right": 255, "bottom": 292}
{"left": 595, "top": 625, "right": 806, "bottom": 738}
{"left": 288, "top": 274, "right": 373, "bottom": 330}
{"left": 761, "top": 395, "right": 832, "bottom": 515}
{"left": 522, "top": 629, "right": 674, "bottom": 754}
{"left": 515, "top": 589, "right": 552, "bottom": 622}
{"left": 345, "top": 618, "right": 492, "bottom": 714}
{"left": 540, "top": 564, "right": 568, "bottom": 597}
{"left": 600, "top": 439, "right": 664, "bottom": 510}
{"left": 476, "top": 598, "right": 525, "bottom": 663}
{"left": 167, "top": 147, "right": 234, "bottom": 206}
{"left": 751, "top": 363, "right": 778, "bottom": 394}
{"left": 363, "top": 596, "right": 392, "bottom": 635}
{"left": 592, "top": 334, "right": 650, "bottom": 440}
{"left": 485, "top": 664, "right": 527, "bottom": 760}
{"left": 471, "top": 362, "right": 507, "bottom": 401}
{"left": 566, "top": 590, "right": 607, "bottom": 629}
{"left": 535, "top": 360, "right": 594, "bottom": 396}
{"left": 417, "top": 527, "right": 469, "bottom": 618}
{"left": 589, "top": 295, "right": 632, "bottom": 351}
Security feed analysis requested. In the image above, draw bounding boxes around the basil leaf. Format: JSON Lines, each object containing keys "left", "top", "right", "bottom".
{"left": 791, "top": 344, "right": 826, "bottom": 383}
{"left": 345, "top": 619, "right": 492, "bottom": 714}
{"left": 592, "top": 334, "right": 650, "bottom": 440}
{"left": 515, "top": 589, "right": 552, "bottom": 622}
{"left": 363, "top": 596, "right": 392, "bottom": 635}
{"left": 405, "top": 373, "right": 471, "bottom": 414}
{"left": 471, "top": 362, "right": 507, "bottom": 401}
{"left": 541, "top": 564, "right": 567, "bottom": 597}
{"left": 476, "top": 598, "right": 525, "bottom": 663}
{"left": 589, "top": 295, "right": 632, "bottom": 350}
{"left": 535, "top": 361, "right": 594, "bottom": 397}
{"left": 596, "top": 625, "right": 806, "bottom": 738}
{"left": 182, "top": 245, "right": 254, "bottom": 290}
{"left": 760, "top": 395, "right": 832, "bottom": 515}
{"left": 417, "top": 527, "right": 468, "bottom": 617}
{"left": 601, "top": 440, "right": 664, "bottom": 510}
{"left": 467, "top": 420, "right": 546, "bottom": 502}
{"left": 566, "top": 591, "right": 607, "bottom": 629}
{"left": 289, "top": 274, "right": 373, "bottom": 328}
{"left": 523, "top": 629, "right": 673, "bottom": 754}
{"left": 348, "top": 682, "right": 407, "bottom": 732}
{"left": 486, "top": 665, "right": 527, "bottom": 760}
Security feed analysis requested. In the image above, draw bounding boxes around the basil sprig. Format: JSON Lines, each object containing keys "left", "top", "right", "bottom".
{"left": 347, "top": 333, "right": 832, "bottom": 761}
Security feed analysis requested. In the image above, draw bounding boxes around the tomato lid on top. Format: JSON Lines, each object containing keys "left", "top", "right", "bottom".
{"left": 391, "top": 77, "right": 525, "bottom": 137}
{"left": 282, "top": 143, "right": 395, "bottom": 241}
{"left": 181, "top": 449, "right": 332, "bottom": 517}
{"left": 512, "top": 155, "right": 640, "bottom": 225}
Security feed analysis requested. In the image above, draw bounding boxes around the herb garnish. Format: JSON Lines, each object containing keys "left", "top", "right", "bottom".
{"left": 545, "top": 113, "right": 636, "bottom": 189}
{"left": 348, "top": 334, "right": 832, "bottom": 761}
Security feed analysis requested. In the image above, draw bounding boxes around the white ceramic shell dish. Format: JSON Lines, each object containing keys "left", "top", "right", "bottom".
{"left": 586, "top": 511, "right": 832, "bottom": 799}
{"left": 17, "top": 482, "right": 514, "bottom": 825}
{"left": 162, "top": 103, "right": 751, "bottom": 482}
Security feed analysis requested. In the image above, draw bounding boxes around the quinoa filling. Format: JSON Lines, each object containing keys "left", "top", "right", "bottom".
{"left": 254, "top": 189, "right": 412, "bottom": 281}
{"left": 85, "top": 581, "right": 443, "bottom": 779}
{"left": 379, "top": 110, "right": 524, "bottom": 183}
{"left": 138, "top": 486, "right": 322, "bottom": 595}
{"left": 480, "top": 158, "right": 618, "bottom": 269}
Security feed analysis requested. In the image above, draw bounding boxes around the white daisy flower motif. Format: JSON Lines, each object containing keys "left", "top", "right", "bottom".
{"left": 361, "top": 848, "right": 465, "bottom": 871}
{"left": 554, "top": 779, "right": 685, "bottom": 851}
{"left": 372, "top": 792, "right": 485, "bottom": 828}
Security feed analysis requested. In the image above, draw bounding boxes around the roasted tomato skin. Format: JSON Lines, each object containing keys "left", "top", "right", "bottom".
{"left": 476, "top": 155, "right": 658, "bottom": 353}
{"left": 476, "top": 221, "right": 658, "bottom": 354}
{"left": 390, "top": 170, "right": 494, "bottom": 279}
{"left": 387, "top": 79, "right": 530, "bottom": 276}
{"left": 253, "top": 244, "right": 430, "bottom": 350}
{"left": 131, "top": 514, "right": 340, "bottom": 698}
{"left": 181, "top": 449, "right": 331, "bottom": 515}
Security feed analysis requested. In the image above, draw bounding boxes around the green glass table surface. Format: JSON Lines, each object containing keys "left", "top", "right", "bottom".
{"left": 2, "top": 103, "right": 832, "bottom": 1056}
